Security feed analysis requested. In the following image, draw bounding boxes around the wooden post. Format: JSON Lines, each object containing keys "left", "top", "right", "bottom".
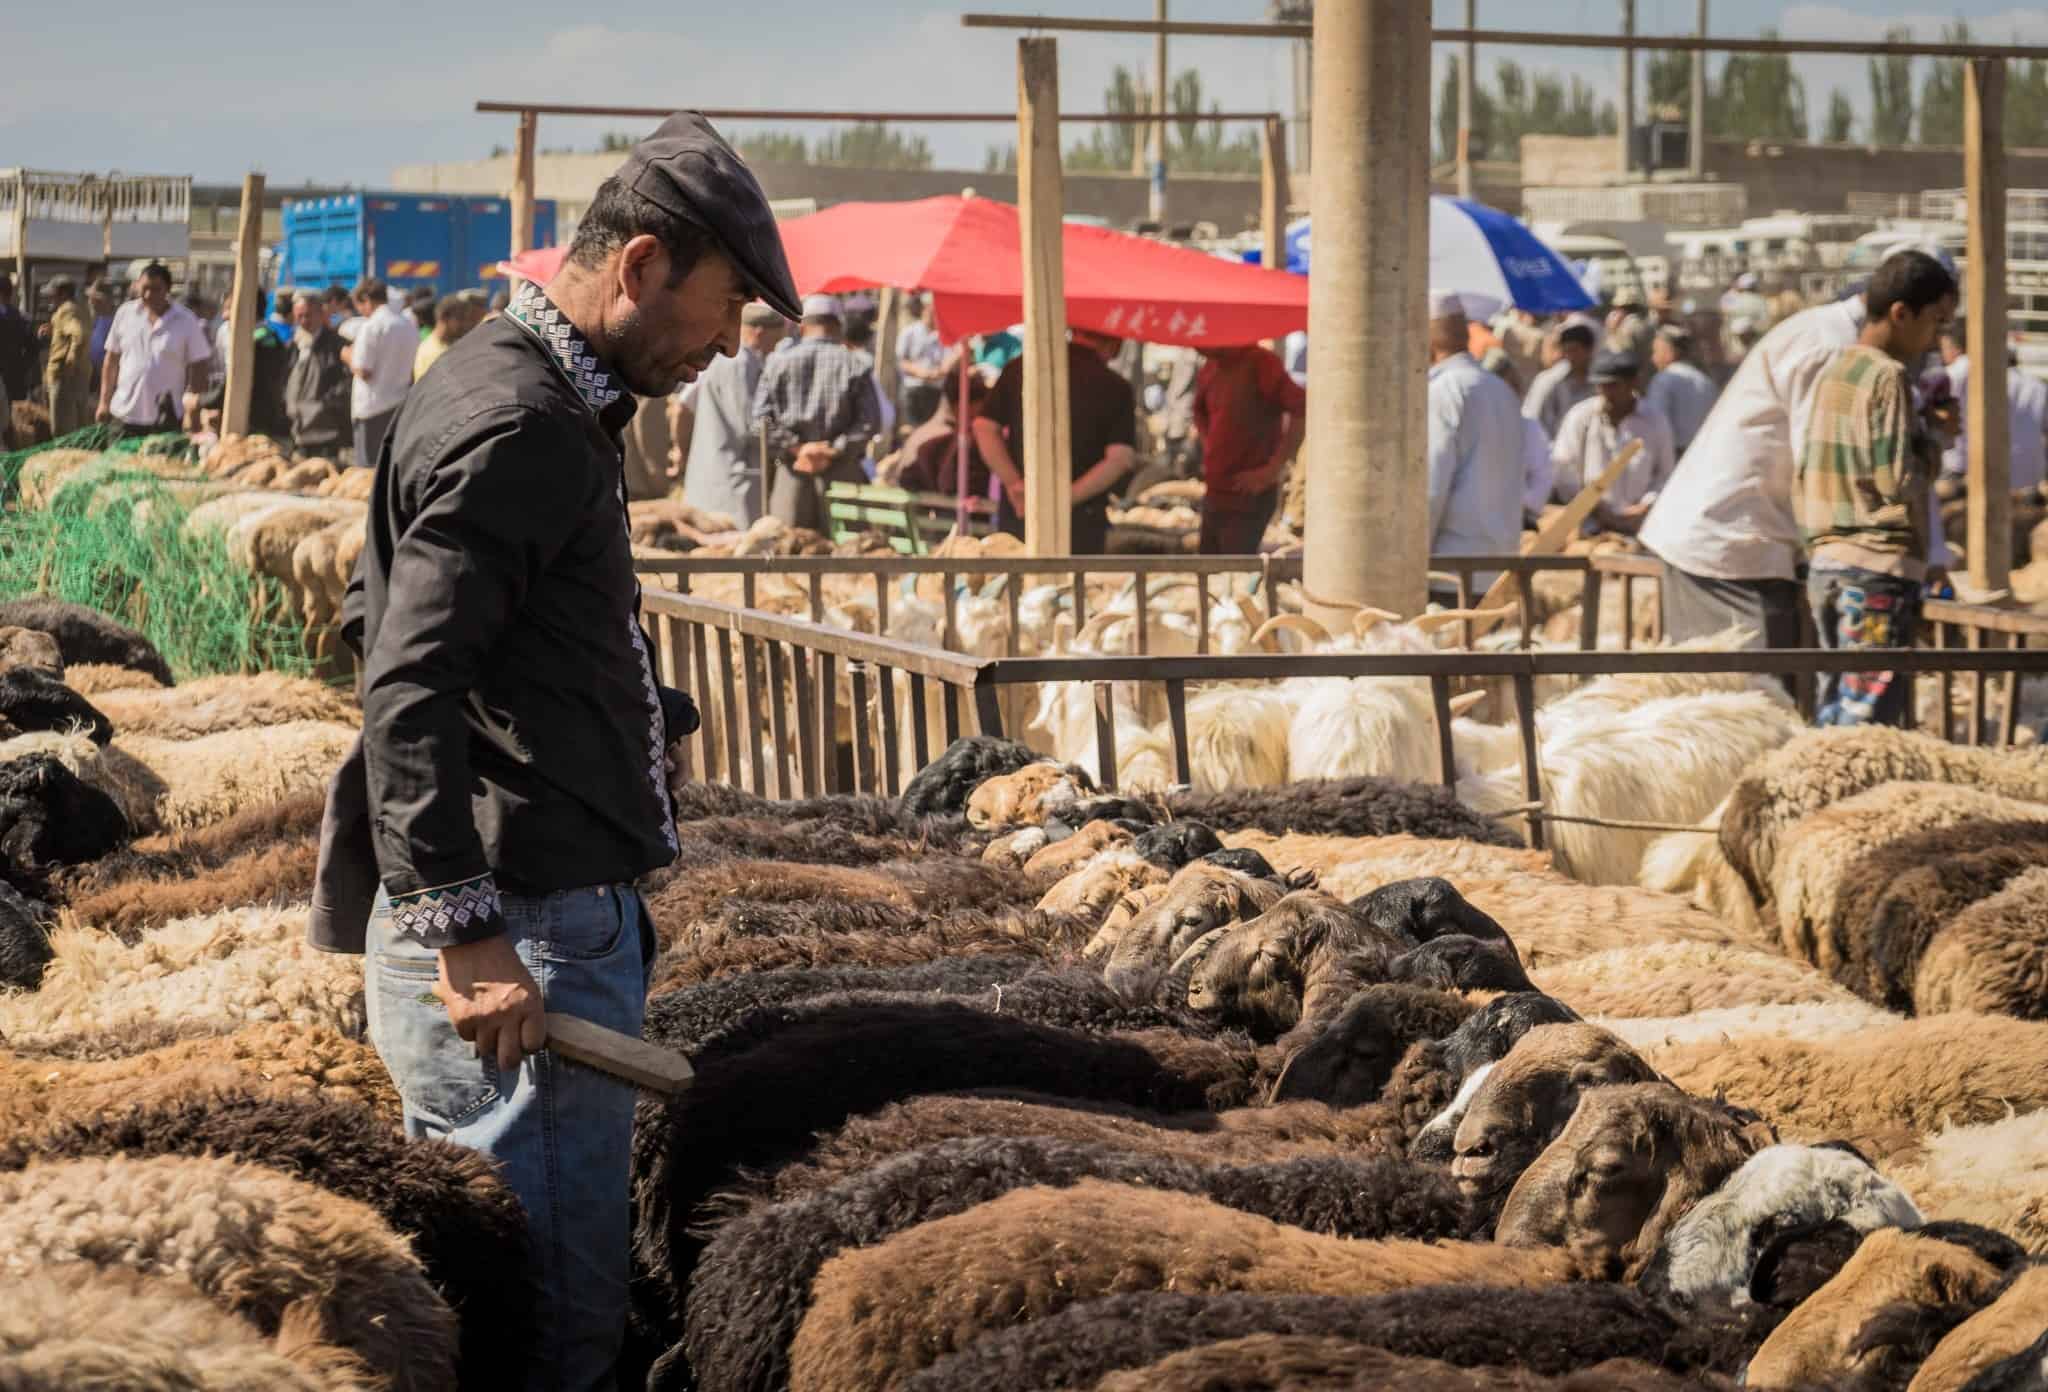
{"left": 1966, "top": 57, "right": 2011, "bottom": 596}
{"left": 1150, "top": 0, "right": 1169, "bottom": 225}
{"left": 220, "top": 172, "right": 265, "bottom": 439}
{"left": 1017, "top": 37, "right": 1073, "bottom": 558}
{"left": 1618, "top": 0, "right": 1636, "bottom": 178}
{"left": 11, "top": 175, "right": 26, "bottom": 320}
{"left": 1303, "top": 1, "right": 1432, "bottom": 624}
{"left": 1689, "top": 0, "right": 1709, "bottom": 177}
{"left": 1259, "top": 116, "right": 1289, "bottom": 273}
{"left": 874, "top": 285, "right": 902, "bottom": 408}
{"left": 510, "top": 110, "right": 537, "bottom": 256}
{"left": 1457, "top": 0, "right": 1476, "bottom": 198}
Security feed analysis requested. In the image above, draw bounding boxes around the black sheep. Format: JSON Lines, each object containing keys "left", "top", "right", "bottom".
{"left": 646, "top": 909, "right": 1093, "bottom": 991}
{"left": 667, "top": 815, "right": 921, "bottom": 868}
{"left": 1166, "top": 776, "right": 1524, "bottom": 846}
{"left": 1268, "top": 983, "right": 1475, "bottom": 1106}
{"left": 665, "top": 780, "right": 973, "bottom": 847}
{"left": 901, "top": 735, "right": 1053, "bottom": 816}
{"left": 1044, "top": 795, "right": 1158, "bottom": 840}
{"left": 0, "top": 667, "right": 112, "bottom": 744}
{"left": 897, "top": 1283, "right": 1758, "bottom": 1392}
{"left": 1403, "top": 992, "right": 1584, "bottom": 1162}
{"left": 0, "top": 1089, "right": 534, "bottom": 1392}
{"left": 1389, "top": 933, "right": 1537, "bottom": 994}
{"left": 0, "top": 752, "right": 130, "bottom": 895}
{"left": 1350, "top": 876, "right": 1514, "bottom": 947}
{"left": 628, "top": 998, "right": 1255, "bottom": 1340}
{"left": 1203, "top": 846, "right": 1281, "bottom": 880}
{"left": 675, "top": 1137, "right": 1478, "bottom": 1392}
{"left": 0, "top": 878, "right": 52, "bottom": 990}
{"left": 0, "top": 598, "right": 173, "bottom": 686}
{"left": 1130, "top": 820, "right": 1224, "bottom": 870}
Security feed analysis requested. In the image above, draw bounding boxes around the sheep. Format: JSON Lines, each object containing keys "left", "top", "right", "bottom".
{"left": 0, "top": 1154, "right": 459, "bottom": 1392}
{"left": 1531, "top": 941, "right": 1864, "bottom": 1019}
{"left": 644, "top": 854, "right": 1031, "bottom": 947}
{"left": 1090, "top": 1339, "right": 1698, "bottom": 1391}
{"left": 0, "top": 752, "right": 129, "bottom": 897}
{"left": 667, "top": 815, "right": 925, "bottom": 871}
{"left": 966, "top": 762, "right": 1089, "bottom": 829}
{"left": 0, "top": 1021, "right": 396, "bottom": 1133}
{"left": 0, "top": 1263, "right": 373, "bottom": 1392}
{"left": 1496, "top": 1082, "right": 1772, "bottom": 1280}
{"left": 0, "top": 666, "right": 112, "bottom": 742}
{"left": 0, "top": 625, "right": 62, "bottom": 679}
{"left": 643, "top": 956, "right": 1044, "bottom": 1052}
{"left": 676, "top": 1138, "right": 1477, "bottom": 1392}
{"left": 0, "top": 880, "right": 52, "bottom": 991}
{"left": 1637, "top": 797, "right": 1762, "bottom": 943}
{"left": 1203, "top": 845, "right": 1283, "bottom": 879}
{"left": 1183, "top": 890, "right": 1418, "bottom": 1037}
{"left": 1644, "top": 1014, "right": 2048, "bottom": 1158}
{"left": 84, "top": 672, "right": 358, "bottom": 740}
{"left": 1022, "top": 816, "right": 1135, "bottom": 878}
{"left": 61, "top": 660, "right": 165, "bottom": 694}
{"left": 58, "top": 836, "right": 316, "bottom": 938}
{"left": 54, "top": 787, "right": 324, "bottom": 899}
{"left": 1718, "top": 727, "right": 2048, "bottom": 907}
{"left": 1949, "top": 1330, "right": 2048, "bottom": 1391}
{"left": 1916, "top": 865, "right": 2048, "bottom": 1020}
{"left": 1746, "top": 1226, "right": 2019, "bottom": 1392}
{"left": 1265, "top": 983, "right": 1477, "bottom": 1105}
{"left": 1447, "top": 1023, "right": 1664, "bottom": 1217}
{"left": 1638, "top": 1143, "right": 1925, "bottom": 1305}
{"left": 785, "top": 1179, "right": 1578, "bottom": 1392}
{"left": 1911, "top": 1265, "right": 2048, "bottom": 1392}
{"left": 630, "top": 1000, "right": 1259, "bottom": 1334}
{"left": 0, "top": 906, "right": 364, "bottom": 1060}
{"left": 0, "top": 1088, "right": 531, "bottom": 1390}
{"left": 1179, "top": 685, "right": 1297, "bottom": 791}
{"left": 1885, "top": 1110, "right": 2048, "bottom": 1255}
{"left": 900, "top": 734, "right": 1049, "bottom": 816}
{"left": 981, "top": 824, "right": 1049, "bottom": 869}
{"left": 0, "top": 597, "right": 174, "bottom": 685}
{"left": 1091, "top": 860, "right": 1286, "bottom": 984}
{"left": 667, "top": 779, "right": 974, "bottom": 848}
{"left": 1389, "top": 933, "right": 1537, "bottom": 994}
{"left": 1599, "top": 999, "right": 1900, "bottom": 1053}
{"left": 1035, "top": 849, "right": 1170, "bottom": 922}
{"left": 647, "top": 910, "right": 1093, "bottom": 991}
{"left": 1768, "top": 784, "right": 2048, "bottom": 985}
{"left": 1227, "top": 829, "right": 1550, "bottom": 894}
{"left": 1166, "top": 775, "right": 1524, "bottom": 846}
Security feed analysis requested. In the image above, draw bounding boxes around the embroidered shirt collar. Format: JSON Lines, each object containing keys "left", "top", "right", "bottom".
{"left": 505, "top": 280, "right": 630, "bottom": 421}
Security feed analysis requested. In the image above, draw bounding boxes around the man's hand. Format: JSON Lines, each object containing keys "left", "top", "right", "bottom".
{"left": 438, "top": 933, "right": 546, "bottom": 1074}
{"left": 794, "top": 441, "right": 836, "bottom": 475}
{"left": 1925, "top": 564, "right": 1951, "bottom": 597}
{"left": 95, "top": 402, "right": 111, "bottom": 424}
{"left": 666, "top": 443, "right": 686, "bottom": 478}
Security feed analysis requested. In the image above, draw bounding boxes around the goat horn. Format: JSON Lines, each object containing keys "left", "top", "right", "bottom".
{"left": 1446, "top": 689, "right": 1489, "bottom": 718}
{"left": 1074, "top": 608, "right": 1126, "bottom": 649}
{"left": 1350, "top": 606, "right": 1403, "bottom": 637}
{"left": 1411, "top": 604, "right": 1518, "bottom": 635}
{"left": 1251, "top": 614, "right": 1332, "bottom": 652}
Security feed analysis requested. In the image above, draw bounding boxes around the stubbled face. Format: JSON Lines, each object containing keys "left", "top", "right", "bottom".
{"left": 1451, "top": 1024, "right": 1657, "bottom": 1211}
{"left": 137, "top": 274, "right": 171, "bottom": 317}
{"left": 600, "top": 237, "right": 749, "bottom": 397}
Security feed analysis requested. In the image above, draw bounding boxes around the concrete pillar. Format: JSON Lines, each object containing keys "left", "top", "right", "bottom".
{"left": 1458, "top": 0, "right": 1476, "bottom": 199}
{"left": 1689, "top": 0, "right": 1708, "bottom": 178}
{"left": 1618, "top": 0, "right": 1635, "bottom": 180}
{"left": 1303, "top": 0, "right": 1432, "bottom": 625}
{"left": 221, "top": 172, "right": 265, "bottom": 439}
{"left": 1966, "top": 57, "right": 2011, "bottom": 595}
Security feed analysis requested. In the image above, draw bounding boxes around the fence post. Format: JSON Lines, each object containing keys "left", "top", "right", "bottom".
{"left": 1513, "top": 668, "right": 1545, "bottom": 852}
{"left": 1429, "top": 673, "right": 1458, "bottom": 790}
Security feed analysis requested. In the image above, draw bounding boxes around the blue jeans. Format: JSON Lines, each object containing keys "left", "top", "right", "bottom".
{"left": 367, "top": 883, "right": 653, "bottom": 1392}
{"left": 1808, "top": 562, "right": 1923, "bottom": 727}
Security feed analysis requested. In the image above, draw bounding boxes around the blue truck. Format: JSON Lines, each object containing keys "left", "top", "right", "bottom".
{"left": 274, "top": 191, "right": 558, "bottom": 302}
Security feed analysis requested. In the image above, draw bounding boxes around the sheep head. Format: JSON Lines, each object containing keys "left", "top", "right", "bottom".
{"left": 1267, "top": 982, "right": 1476, "bottom": 1107}
{"left": 1347, "top": 876, "right": 1514, "bottom": 950}
{"left": 1436, "top": 992, "right": 1583, "bottom": 1085}
{"left": 1388, "top": 934, "right": 1536, "bottom": 994}
{"left": 1101, "top": 862, "right": 1284, "bottom": 992}
{"left": 1450, "top": 1023, "right": 1659, "bottom": 1214}
{"left": 1022, "top": 819, "right": 1136, "bottom": 878}
{"left": 1035, "top": 851, "right": 1168, "bottom": 922}
{"left": 1185, "top": 890, "right": 1387, "bottom": 1036}
{"left": 1084, "top": 881, "right": 1177, "bottom": 961}
{"left": 966, "top": 764, "right": 1086, "bottom": 830}
{"left": 1496, "top": 1082, "right": 1771, "bottom": 1281}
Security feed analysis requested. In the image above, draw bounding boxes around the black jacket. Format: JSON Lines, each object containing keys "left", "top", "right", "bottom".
{"left": 285, "top": 326, "right": 351, "bottom": 454}
{"left": 310, "top": 291, "right": 694, "bottom": 953}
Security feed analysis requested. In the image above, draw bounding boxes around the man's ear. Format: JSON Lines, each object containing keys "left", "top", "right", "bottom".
{"left": 616, "top": 235, "right": 665, "bottom": 304}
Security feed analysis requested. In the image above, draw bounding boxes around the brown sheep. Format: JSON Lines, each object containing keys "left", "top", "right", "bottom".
{"left": 1645, "top": 1013, "right": 2048, "bottom": 1157}
{"left": 1496, "top": 1082, "right": 1770, "bottom": 1280}
{"left": 1089, "top": 861, "right": 1285, "bottom": 984}
{"left": 786, "top": 1179, "right": 1577, "bottom": 1392}
{"left": 981, "top": 826, "right": 1049, "bottom": 869}
{"left": 59, "top": 837, "right": 315, "bottom": 938}
{"left": 1034, "top": 851, "right": 1169, "bottom": 924}
{"left": 966, "top": 763, "right": 1085, "bottom": 829}
{"left": 86, "top": 673, "right": 358, "bottom": 740}
{"left": 1530, "top": 941, "right": 1861, "bottom": 1018}
{"left": 1746, "top": 1228, "right": 2010, "bottom": 1391}
{"left": 1449, "top": 1023, "right": 1662, "bottom": 1213}
{"left": 1909, "top": 1263, "right": 2048, "bottom": 1392}
{"left": 1220, "top": 830, "right": 1552, "bottom": 893}
{"left": 61, "top": 661, "right": 165, "bottom": 695}
{"left": 1022, "top": 818, "right": 1134, "bottom": 878}
{"left": 1883, "top": 1110, "right": 2048, "bottom": 1256}
{"left": 1266, "top": 983, "right": 1477, "bottom": 1107}
{"left": 1717, "top": 726, "right": 2048, "bottom": 908}
{"left": 1914, "top": 864, "right": 2048, "bottom": 1019}
{"left": 1093, "top": 1339, "right": 1696, "bottom": 1392}
{"left": 647, "top": 911, "right": 1092, "bottom": 992}
{"left": 1185, "top": 889, "right": 1411, "bottom": 1037}
{"left": 0, "top": 626, "right": 63, "bottom": 679}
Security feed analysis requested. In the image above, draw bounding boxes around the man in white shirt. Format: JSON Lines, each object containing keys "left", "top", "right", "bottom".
{"left": 1552, "top": 350, "right": 1676, "bottom": 537}
{"left": 1522, "top": 319, "right": 1597, "bottom": 439}
{"left": 343, "top": 277, "right": 417, "bottom": 469}
{"left": 1425, "top": 290, "right": 1526, "bottom": 596}
{"left": 96, "top": 262, "right": 212, "bottom": 437}
{"left": 1643, "top": 325, "right": 1720, "bottom": 456}
{"left": 1938, "top": 340, "right": 2047, "bottom": 495}
{"left": 1640, "top": 246, "right": 1956, "bottom": 647}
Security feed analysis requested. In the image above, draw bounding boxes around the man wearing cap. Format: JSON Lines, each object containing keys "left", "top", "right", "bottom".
{"left": 1644, "top": 325, "right": 1719, "bottom": 457}
{"left": 673, "top": 300, "right": 785, "bottom": 524}
{"left": 1551, "top": 348, "right": 1676, "bottom": 537}
{"left": 1425, "top": 291, "right": 1525, "bottom": 595}
{"left": 752, "top": 292, "right": 882, "bottom": 531}
{"left": 311, "top": 111, "right": 801, "bottom": 1391}
{"left": 1522, "top": 318, "right": 1598, "bottom": 440}
{"left": 42, "top": 277, "right": 93, "bottom": 437}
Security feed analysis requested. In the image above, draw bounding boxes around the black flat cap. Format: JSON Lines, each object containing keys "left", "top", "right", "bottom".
{"left": 1587, "top": 348, "right": 1642, "bottom": 384}
{"left": 622, "top": 111, "right": 804, "bottom": 323}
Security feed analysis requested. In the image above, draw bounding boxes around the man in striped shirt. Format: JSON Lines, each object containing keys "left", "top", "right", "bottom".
{"left": 1793, "top": 250, "right": 1958, "bottom": 726}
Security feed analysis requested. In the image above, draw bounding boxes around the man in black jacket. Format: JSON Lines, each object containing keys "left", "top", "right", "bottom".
{"left": 284, "top": 290, "right": 351, "bottom": 458}
{"left": 310, "top": 111, "right": 801, "bottom": 1391}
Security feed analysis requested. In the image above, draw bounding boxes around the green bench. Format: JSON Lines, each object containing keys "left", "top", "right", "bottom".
{"left": 824, "top": 482, "right": 1001, "bottom": 554}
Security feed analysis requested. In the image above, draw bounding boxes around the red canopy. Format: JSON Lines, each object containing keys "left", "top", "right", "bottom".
{"left": 776, "top": 194, "right": 1307, "bottom": 347}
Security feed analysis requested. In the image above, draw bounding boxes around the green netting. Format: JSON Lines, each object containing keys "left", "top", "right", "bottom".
{"left": 0, "top": 428, "right": 311, "bottom": 681}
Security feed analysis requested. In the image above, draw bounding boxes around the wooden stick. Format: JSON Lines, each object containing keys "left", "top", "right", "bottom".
{"left": 544, "top": 1013, "right": 694, "bottom": 1096}
{"left": 1465, "top": 439, "right": 1643, "bottom": 642}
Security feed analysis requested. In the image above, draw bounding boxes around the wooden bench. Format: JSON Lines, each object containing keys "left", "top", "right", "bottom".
{"left": 825, "top": 483, "right": 1000, "bottom": 554}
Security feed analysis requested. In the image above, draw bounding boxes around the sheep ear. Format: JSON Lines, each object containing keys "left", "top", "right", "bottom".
{"left": 1446, "top": 689, "right": 1489, "bottom": 718}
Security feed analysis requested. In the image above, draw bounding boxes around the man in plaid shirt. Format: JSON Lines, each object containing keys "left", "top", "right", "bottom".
{"left": 752, "top": 292, "right": 882, "bottom": 530}
{"left": 1794, "top": 250, "right": 1958, "bottom": 726}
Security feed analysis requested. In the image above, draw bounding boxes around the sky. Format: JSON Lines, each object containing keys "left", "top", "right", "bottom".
{"left": 4, "top": 1, "right": 2048, "bottom": 190}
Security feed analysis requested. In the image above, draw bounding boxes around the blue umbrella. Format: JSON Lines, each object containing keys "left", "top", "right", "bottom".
{"left": 1243, "top": 199, "right": 1594, "bottom": 317}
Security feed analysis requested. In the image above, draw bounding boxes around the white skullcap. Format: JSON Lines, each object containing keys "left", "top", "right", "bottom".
{"left": 1428, "top": 288, "right": 1467, "bottom": 320}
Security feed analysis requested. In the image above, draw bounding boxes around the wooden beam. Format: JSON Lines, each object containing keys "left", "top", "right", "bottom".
{"left": 1457, "top": 0, "right": 1475, "bottom": 198}
{"left": 220, "top": 171, "right": 265, "bottom": 439}
{"left": 1302, "top": 0, "right": 1431, "bottom": 624}
{"left": 1966, "top": 57, "right": 2012, "bottom": 596}
{"left": 1016, "top": 36, "right": 1073, "bottom": 559}
{"left": 1259, "top": 115, "right": 1288, "bottom": 274}
{"left": 959, "top": 14, "right": 2048, "bottom": 58}
{"left": 510, "top": 111, "right": 537, "bottom": 257}
{"left": 474, "top": 100, "right": 1280, "bottom": 124}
